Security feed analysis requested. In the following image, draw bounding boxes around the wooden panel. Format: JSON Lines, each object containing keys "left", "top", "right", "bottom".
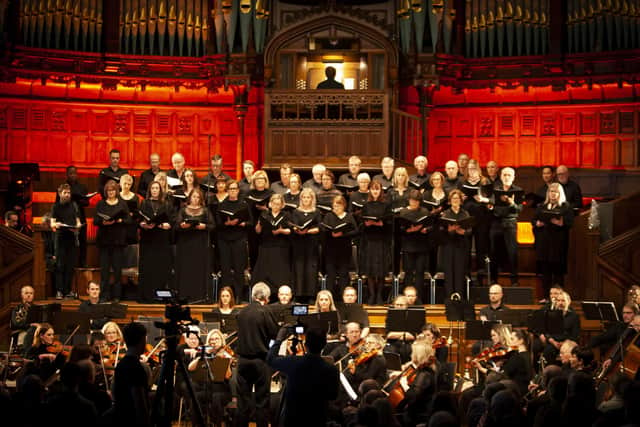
{"left": 600, "top": 138, "right": 618, "bottom": 168}
{"left": 540, "top": 139, "right": 557, "bottom": 165}
{"left": 518, "top": 138, "right": 538, "bottom": 165}
{"left": 620, "top": 138, "right": 636, "bottom": 167}
{"left": 560, "top": 139, "right": 578, "bottom": 166}
{"left": 581, "top": 112, "right": 597, "bottom": 134}
{"left": 495, "top": 140, "right": 515, "bottom": 166}
{"left": 580, "top": 139, "right": 598, "bottom": 168}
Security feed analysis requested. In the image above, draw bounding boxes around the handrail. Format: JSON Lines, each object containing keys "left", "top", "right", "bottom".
{"left": 595, "top": 255, "right": 640, "bottom": 290}
{"left": 0, "top": 226, "right": 34, "bottom": 253}
{"left": 599, "top": 226, "right": 640, "bottom": 257}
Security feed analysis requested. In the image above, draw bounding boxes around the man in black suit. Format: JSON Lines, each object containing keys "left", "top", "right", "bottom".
{"left": 267, "top": 326, "right": 339, "bottom": 427}
{"left": 316, "top": 66, "right": 345, "bottom": 89}
{"left": 137, "top": 153, "right": 162, "bottom": 198}
{"left": 236, "top": 282, "right": 279, "bottom": 427}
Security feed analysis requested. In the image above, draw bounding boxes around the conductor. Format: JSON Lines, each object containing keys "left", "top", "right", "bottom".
{"left": 236, "top": 282, "right": 279, "bottom": 427}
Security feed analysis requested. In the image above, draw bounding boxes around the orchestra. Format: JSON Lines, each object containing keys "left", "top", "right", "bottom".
{"left": 3, "top": 153, "right": 639, "bottom": 427}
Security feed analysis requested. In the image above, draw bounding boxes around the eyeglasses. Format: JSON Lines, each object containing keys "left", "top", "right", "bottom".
{"left": 228, "top": 187, "right": 239, "bottom": 190}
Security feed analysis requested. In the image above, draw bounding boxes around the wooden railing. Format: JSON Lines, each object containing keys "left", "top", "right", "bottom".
{"left": 389, "top": 108, "right": 423, "bottom": 165}
{"left": 567, "top": 192, "right": 640, "bottom": 306}
{"left": 264, "top": 90, "right": 388, "bottom": 169}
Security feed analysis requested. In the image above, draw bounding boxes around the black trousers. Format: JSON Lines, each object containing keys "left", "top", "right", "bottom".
{"left": 55, "top": 234, "right": 77, "bottom": 294}
{"left": 403, "top": 251, "right": 428, "bottom": 303}
{"left": 292, "top": 242, "right": 319, "bottom": 298}
{"left": 490, "top": 220, "right": 518, "bottom": 283}
{"left": 326, "top": 251, "right": 351, "bottom": 295}
{"left": 236, "top": 357, "right": 271, "bottom": 427}
{"left": 540, "top": 260, "right": 565, "bottom": 295}
{"left": 99, "top": 246, "right": 124, "bottom": 300}
{"left": 218, "top": 238, "right": 248, "bottom": 302}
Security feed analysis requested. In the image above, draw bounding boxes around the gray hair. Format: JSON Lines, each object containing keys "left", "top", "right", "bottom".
{"left": 252, "top": 282, "right": 271, "bottom": 301}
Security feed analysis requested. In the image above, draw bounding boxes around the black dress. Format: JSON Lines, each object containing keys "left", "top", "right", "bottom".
{"left": 246, "top": 188, "right": 274, "bottom": 269}
{"left": 138, "top": 198, "right": 173, "bottom": 302}
{"left": 460, "top": 179, "right": 492, "bottom": 278}
{"left": 216, "top": 198, "right": 251, "bottom": 301}
{"left": 94, "top": 198, "right": 130, "bottom": 300}
{"left": 289, "top": 209, "right": 322, "bottom": 298}
{"left": 398, "top": 207, "right": 431, "bottom": 302}
{"left": 322, "top": 211, "right": 359, "bottom": 293}
{"left": 531, "top": 202, "right": 574, "bottom": 292}
{"left": 175, "top": 206, "right": 215, "bottom": 302}
{"left": 316, "top": 188, "right": 342, "bottom": 215}
{"left": 121, "top": 193, "right": 140, "bottom": 268}
{"left": 251, "top": 210, "right": 292, "bottom": 294}
{"left": 440, "top": 207, "right": 472, "bottom": 298}
{"left": 349, "top": 191, "right": 369, "bottom": 219}
{"left": 283, "top": 191, "right": 300, "bottom": 212}
{"left": 359, "top": 200, "right": 391, "bottom": 279}
{"left": 422, "top": 189, "right": 448, "bottom": 274}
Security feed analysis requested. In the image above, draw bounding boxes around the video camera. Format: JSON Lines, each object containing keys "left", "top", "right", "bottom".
{"left": 154, "top": 289, "right": 198, "bottom": 333}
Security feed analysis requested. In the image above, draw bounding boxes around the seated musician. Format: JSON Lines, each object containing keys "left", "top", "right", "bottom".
{"left": 478, "top": 284, "right": 511, "bottom": 321}
{"left": 569, "top": 346, "right": 596, "bottom": 376}
{"left": 590, "top": 302, "right": 637, "bottom": 352}
{"left": 24, "top": 323, "right": 66, "bottom": 381}
{"left": 502, "top": 329, "right": 533, "bottom": 397}
{"left": 78, "top": 281, "right": 108, "bottom": 330}
{"left": 471, "top": 323, "right": 512, "bottom": 378}
{"left": 385, "top": 295, "right": 415, "bottom": 363}
{"left": 403, "top": 286, "right": 421, "bottom": 306}
{"left": 102, "top": 321, "right": 124, "bottom": 345}
{"left": 559, "top": 340, "right": 578, "bottom": 372}
{"left": 397, "top": 339, "right": 440, "bottom": 427}
{"left": 276, "top": 285, "right": 293, "bottom": 305}
{"left": 598, "top": 312, "right": 640, "bottom": 376}
{"left": 211, "top": 286, "right": 239, "bottom": 335}
{"left": 10, "top": 285, "right": 36, "bottom": 348}
{"left": 337, "top": 286, "right": 370, "bottom": 340}
{"left": 314, "top": 290, "right": 341, "bottom": 341}
{"left": 539, "top": 291, "right": 580, "bottom": 363}
{"left": 418, "top": 323, "right": 448, "bottom": 365}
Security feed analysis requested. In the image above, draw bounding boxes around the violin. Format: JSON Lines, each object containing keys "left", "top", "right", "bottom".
{"left": 45, "top": 341, "right": 72, "bottom": 358}
{"left": 432, "top": 336, "right": 449, "bottom": 349}
{"left": 348, "top": 347, "right": 379, "bottom": 374}
{"left": 472, "top": 343, "right": 518, "bottom": 363}
{"left": 383, "top": 364, "right": 418, "bottom": 409}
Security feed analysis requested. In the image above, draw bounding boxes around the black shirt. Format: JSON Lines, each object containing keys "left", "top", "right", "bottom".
{"left": 409, "top": 172, "right": 431, "bottom": 191}
{"left": 94, "top": 199, "right": 130, "bottom": 247}
{"left": 113, "top": 354, "right": 149, "bottom": 426}
{"left": 137, "top": 168, "right": 162, "bottom": 198}
{"left": 236, "top": 301, "right": 279, "bottom": 359}
{"left": 98, "top": 167, "right": 128, "bottom": 198}
{"left": 51, "top": 201, "right": 79, "bottom": 238}
{"left": 372, "top": 174, "right": 393, "bottom": 192}
{"left": 478, "top": 303, "right": 510, "bottom": 321}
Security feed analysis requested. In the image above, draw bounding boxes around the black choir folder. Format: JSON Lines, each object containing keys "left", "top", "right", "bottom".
{"left": 138, "top": 210, "right": 168, "bottom": 225}
{"left": 538, "top": 208, "right": 565, "bottom": 222}
{"left": 493, "top": 189, "right": 525, "bottom": 205}
{"left": 321, "top": 221, "right": 352, "bottom": 232}
{"left": 440, "top": 216, "right": 475, "bottom": 228}
{"left": 336, "top": 183, "right": 358, "bottom": 192}
{"left": 289, "top": 218, "right": 315, "bottom": 231}
{"left": 218, "top": 208, "right": 249, "bottom": 222}
{"left": 460, "top": 184, "right": 493, "bottom": 198}
{"left": 385, "top": 308, "right": 426, "bottom": 335}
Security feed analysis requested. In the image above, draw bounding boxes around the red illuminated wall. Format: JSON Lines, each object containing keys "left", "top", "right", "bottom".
{"left": 400, "top": 83, "right": 640, "bottom": 170}
{"left": 0, "top": 85, "right": 263, "bottom": 177}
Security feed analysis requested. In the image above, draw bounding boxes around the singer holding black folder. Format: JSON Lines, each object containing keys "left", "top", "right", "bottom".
{"left": 216, "top": 180, "right": 251, "bottom": 301}
{"left": 246, "top": 170, "right": 273, "bottom": 269}
{"left": 359, "top": 181, "right": 391, "bottom": 305}
{"left": 138, "top": 181, "right": 173, "bottom": 302}
{"left": 290, "top": 188, "right": 321, "bottom": 298}
{"left": 398, "top": 190, "right": 431, "bottom": 303}
{"left": 94, "top": 180, "right": 130, "bottom": 302}
{"left": 252, "top": 193, "right": 292, "bottom": 294}
{"left": 175, "top": 189, "right": 215, "bottom": 303}
{"left": 532, "top": 182, "right": 574, "bottom": 294}
{"left": 322, "top": 195, "right": 359, "bottom": 294}
{"left": 441, "top": 189, "right": 473, "bottom": 299}
{"left": 51, "top": 183, "right": 82, "bottom": 299}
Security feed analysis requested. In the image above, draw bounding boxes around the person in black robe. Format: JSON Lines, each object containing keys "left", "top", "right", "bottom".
{"left": 136, "top": 153, "right": 162, "bottom": 198}
{"left": 359, "top": 181, "right": 391, "bottom": 305}
{"left": 216, "top": 180, "right": 251, "bottom": 302}
{"left": 441, "top": 189, "right": 473, "bottom": 299}
{"left": 51, "top": 183, "right": 81, "bottom": 299}
{"left": 460, "top": 160, "right": 492, "bottom": 283}
{"left": 65, "top": 165, "right": 92, "bottom": 267}
{"left": 503, "top": 328, "right": 533, "bottom": 397}
{"left": 322, "top": 195, "right": 359, "bottom": 295}
{"left": 532, "top": 183, "right": 574, "bottom": 294}
{"left": 283, "top": 173, "right": 302, "bottom": 212}
{"left": 94, "top": 180, "right": 130, "bottom": 302}
{"left": 246, "top": 170, "right": 274, "bottom": 270}
{"left": 97, "top": 149, "right": 128, "bottom": 199}
{"left": 175, "top": 189, "right": 215, "bottom": 303}
{"left": 252, "top": 193, "right": 292, "bottom": 296}
{"left": 349, "top": 173, "right": 370, "bottom": 218}
{"left": 422, "top": 172, "right": 448, "bottom": 276}
{"left": 119, "top": 174, "right": 140, "bottom": 269}
{"left": 316, "top": 170, "right": 342, "bottom": 215}
{"left": 289, "top": 188, "right": 321, "bottom": 299}
{"left": 398, "top": 190, "right": 431, "bottom": 303}
{"left": 138, "top": 181, "right": 173, "bottom": 302}
{"left": 409, "top": 155, "right": 430, "bottom": 191}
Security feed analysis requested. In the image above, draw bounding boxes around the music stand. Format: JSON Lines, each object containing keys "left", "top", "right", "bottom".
{"left": 303, "top": 311, "right": 340, "bottom": 336}
{"left": 26, "top": 303, "right": 62, "bottom": 324}
{"left": 385, "top": 308, "right": 426, "bottom": 336}
{"left": 445, "top": 299, "right": 475, "bottom": 369}
{"left": 52, "top": 311, "right": 91, "bottom": 345}
{"left": 383, "top": 352, "right": 403, "bottom": 371}
{"left": 203, "top": 312, "right": 238, "bottom": 335}
{"left": 464, "top": 320, "right": 501, "bottom": 341}
{"left": 496, "top": 310, "right": 533, "bottom": 328}
{"left": 527, "top": 309, "right": 564, "bottom": 336}
{"left": 198, "top": 322, "right": 221, "bottom": 335}
{"left": 137, "top": 316, "right": 165, "bottom": 345}
{"left": 337, "top": 303, "right": 369, "bottom": 329}
{"left": 582, "top": 301, "right": 619, "bottom": 331}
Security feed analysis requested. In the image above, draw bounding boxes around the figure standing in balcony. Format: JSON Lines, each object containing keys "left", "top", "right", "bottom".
{"left": 316, "top": 66, "right": 344, "bottom": 90}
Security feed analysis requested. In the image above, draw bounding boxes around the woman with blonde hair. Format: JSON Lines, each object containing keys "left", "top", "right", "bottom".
{"left": 247, "top": 170, "right": 273, "bottom": 269}
{"left": 532, "top": 182, "right": 574, "bottom": 295}
{"left": 402, "top": 340, "right": 439, "bottom": 426}
{"left": 252, "top": 193, "right": 292, "bottom": 295}
{"left": 291, "top": 188, "right": 321, "bottom": 298}
{"left": 101, "top": 321, "right": 124, "bottom": 344}
{"left": 314, "top": 289, "right": 337, "bottom": 312}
